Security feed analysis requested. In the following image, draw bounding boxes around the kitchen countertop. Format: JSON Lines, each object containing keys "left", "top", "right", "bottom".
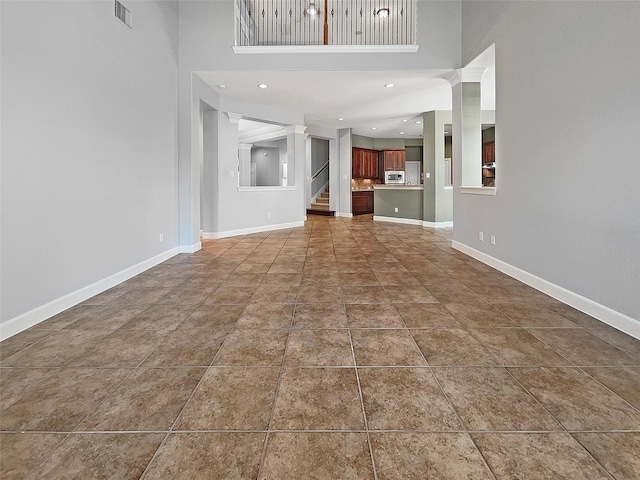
{"left": 374, "top": 184, "right": 424, "bottom": 190}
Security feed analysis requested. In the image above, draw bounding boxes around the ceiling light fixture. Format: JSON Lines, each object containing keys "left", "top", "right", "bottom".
{"left": 399, "top": 131, "right": 405, "bottom": 135}
{"left": 217, "top": 84, "right": 226, "bottom": 89}
{"left": 257, "top": 84, "right": 268, "bottom": 89}
{"left": 402, "top": 119, "right": 408, "bottom": 122}
{"left": 415, "top": 121, "right": 421, "bottom": 124}
{"left": 376, "top": 7, "right": 390, "bottom": 18}
{"left": 306, "top": 2, "right": 318, "bottom": 16}
{"left": 384, "top": 83, "right": 395, "bottom": 88}
{"left": 338, "top": 117, "right": 344, "bottom": 121}
{"left": 371, "top": 127, "right": 377, "bottom": 130}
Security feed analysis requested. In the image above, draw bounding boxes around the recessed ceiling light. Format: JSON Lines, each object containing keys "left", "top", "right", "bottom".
{"left": 257, "top": 84, "right": 268, "bottom": 89}
{"left": 371, "top": 127, "right": 377, "bottom": 130}
{"left": 384, "top": 83, "right": 395, "bottom": 88}
{"left": 415, "top": 121, "right": 421, "bottom": 124}
{"left": 399, "top": 131, "right": 405, "bottom": 135}
{"left": 377, "top": 8, "right": 390, "bottom": 18}
{"left": 337, "top": 117, "right": 344, "bottom": 121}
{"left": 217, "top": 84, "right": 226, "bottom": 89}
{"left": 402, "top": 119, "right": 408, "bottom": 123}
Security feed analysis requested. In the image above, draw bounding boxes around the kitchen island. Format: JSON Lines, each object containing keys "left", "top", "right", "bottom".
{"left": 373, "top": 184, "right": 424, "bottom": 224}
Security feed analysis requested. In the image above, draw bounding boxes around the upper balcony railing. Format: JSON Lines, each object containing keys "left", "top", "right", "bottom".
{"left": 235, "top": 0, "right": 416, "bottom": 48}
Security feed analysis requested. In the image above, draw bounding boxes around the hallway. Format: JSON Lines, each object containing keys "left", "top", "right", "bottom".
{"left": 1, "top": 216, "right": 639, "bottom": 479}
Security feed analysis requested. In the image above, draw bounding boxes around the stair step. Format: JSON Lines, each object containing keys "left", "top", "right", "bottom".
{"left": 310, "top": 203, "right": 330, "bottom": 210}
{"left": 316, "top": 197, "right": 329, "bottom": 204}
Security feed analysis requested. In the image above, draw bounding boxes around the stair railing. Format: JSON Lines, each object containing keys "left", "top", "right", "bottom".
{"left": 311, "top": 161, "right": 330, "bottom": 203}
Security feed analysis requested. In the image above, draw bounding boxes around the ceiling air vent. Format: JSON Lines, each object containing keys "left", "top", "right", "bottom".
{"left": 114, "top": 1, "right": 132, "bottom": 29}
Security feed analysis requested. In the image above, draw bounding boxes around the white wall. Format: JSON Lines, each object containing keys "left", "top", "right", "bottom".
{"left": 0, "top": 1, "right": 180, "bottom": 334}
{"left": 458, "top": 1, "right": 640, "bottom": 326}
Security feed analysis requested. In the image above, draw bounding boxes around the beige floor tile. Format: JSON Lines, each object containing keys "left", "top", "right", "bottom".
{"left": 351, "top": 330, "right": 427, "bottom": 366}
{"left": 573, "top": 432, "right": 640, "bottom": 480}
{"left": 0, "top": 330, "right": 52, "bottom": 361}
{"left": 285, "top": 329, "right": 354, "bottom": 366}
{"left": 582, "top": 366, "right": 640, "bottom": 409}
{"left": 509, "top": 367, "right": 640, "bottom": 431}
{"left": 339, "top": 272, "right": 381, "bottom": 286}
{"left": 261, "top": 432, "right": 374, "bottom": 479}
{"left": 493, "top": 303, "right": 579, "bottom": 327}
{"left": 528, "top": 328, "right": 636, "bottom": 366}
{"left": 175, "top": 367, "right": 280, "bottom": 430}
{"left": 0, "top": 432, "right": 67, "bottom": 480}
{"left": 469, "top": 328, "right": 572, "bottom": 366}
{"left": 371, "top": 433, "right": 493, "bottom": 480}
{"left": 0, "top": 368, "right": 130, "bottom": 431}
{"left": 587, "top": 325, "right": 640, "bottom": 361}
{"left": 395, "top": 304, "right": 459, "bottom": 328}
{"left": 346, "top": 304, "right": 405, "bottom": 328}
{"left": 67, "top": 330, "right": 168, "bottom": 367}
{"left": 472, "top": 433, "right": 611, "bottom": 479}
{"left": 204, "top": 285, "right": 256, "bottom": 305}
{"left": 342, "top": 286, "right": 391, "bottom": 304}
{"left": 177, "top": 304, "right": 245, "bottom": 329}
{"left": 212, "top": 329, "right": 288, "bottom": 366}
{"left": 443, "top": 303, "right": 519, "bottom": 328}
{"left": 109, "top": 287, "right": 173, "bottom": 306}
{"left": 433, "top": 367, "right": 561, "bottom": 431}
{"left": 0, "top": 368, "right": 60, "bottom": 411}
{"left": 251, "top": 284, "right": 299, "bottom": 304}
{"left": 119, "top": 304, "right": 196, "bottom": 331}
{"left": 236, "top": 303, "right": 294, "bottom": 329}
{"left": 29, "top": 433, "right": 164, "bottom": 480}
{"left": 271, "top": 368, "right": 364, "bottom": 430}
{"left": 77, "top": 367, "right": 204, "bottom": 431}
{"left": 411, "top": 329, "right": 498, "bottom": 366}
{"left": 141, "top": 326, "right": 229, "bottom": 367}
{"left": 292, "top": 303, "right": 348, "bottom": 329}
{"left": 296, "top": 284, "right": 343, "bottom": 303}
{"left": 358, "top": 368, "right": 461, "bottom": 430}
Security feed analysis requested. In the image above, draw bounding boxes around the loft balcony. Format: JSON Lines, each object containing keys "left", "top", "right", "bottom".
{"left": 234, "top": 0, "right": 418, "bottom": 53}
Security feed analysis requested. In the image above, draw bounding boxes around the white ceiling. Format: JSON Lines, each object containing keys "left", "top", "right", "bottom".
{"left": 197, "top": 65, "right": 495, "bottom": 139}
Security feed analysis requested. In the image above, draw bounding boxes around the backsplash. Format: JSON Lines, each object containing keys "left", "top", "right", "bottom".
{"left": 351, "top": 178, "right": 382, "bottom": 190}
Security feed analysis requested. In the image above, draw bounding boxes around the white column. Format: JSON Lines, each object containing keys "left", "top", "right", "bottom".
{"left": 447, "top": 67, "right": 485, "bottom": 188}
{"left": 237, "top": 143, "right": 252, "bottom": 187}
{"left": 285, "top": 125, "right": 308, "bottom": 218}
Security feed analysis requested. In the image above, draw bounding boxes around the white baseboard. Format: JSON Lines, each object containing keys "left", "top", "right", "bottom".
{"left": 374, "top": 215, "right": 423, "bottom": 226}
{"left": 0, "top": 247, "right": 180, "bottom": 341}
{"left": 423, "top": 220, "right": 453, "bottom": 228}
{"left": 215, "top": 221, "right": 304, "bottom": 239}
{"left": 179, "top": 242, "right": 202, "bottom": 253}
{"left": 336, "top": 212, "right": 353, "bottom": 218}
{"left": 452, "top": 241, "right": 640, "bottom": 340}
{"left": 201, "top": 232, "right": 219, "bottom": 240}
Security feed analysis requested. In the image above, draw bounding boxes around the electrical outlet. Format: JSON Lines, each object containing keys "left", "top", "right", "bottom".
{"left": 394, "top": 207, "right": 399, "bottom": 213}
{"left": 267, "top": 213, "right": 272, "bottom": 219}
{"left": 426, "top": 172, "right": 431, "bottom": 179}
{"left": 479, "top": 231, "right": 484, "bottom": 241}
{"left": 159, "top": 233, "right": 164, "bottom": 243}
{"left": 490, "top": 235, "right": 496, "bottom": 245}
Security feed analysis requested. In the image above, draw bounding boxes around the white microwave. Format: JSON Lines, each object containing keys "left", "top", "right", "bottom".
{"left": 385, "top": 171, "right": 405, "bottom": 184}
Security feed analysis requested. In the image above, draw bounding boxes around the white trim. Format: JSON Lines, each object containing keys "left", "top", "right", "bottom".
{"left": 444, "top": 186, "right": 454, "bottom": 190}
{"left": 0, "top": 247, "right": 180, "bottom": 341}
{"left": 374, "top": 185, "right": 424, "bottom": 191}
{"left": 460, "top": 186, "right": 496, "bottom": 196}
{"left": 202, "top": 232, "right": 219, "bottom": 240}
{"left": 233, "top": 45, "right": 419, "bottom": 54}
{"left": 445, "top": 67, "right": 487, "bottom": 86}
{"left": 374, "top": 215, "right": 423, "bottom": 226}
{"left": 216, "top": 221, "right": 304, "bottom": 239}
{"left": 423, "top": 220, "right": 453, "bottom": 228}
{"left": 237, "top": 186, "right": 297, "bottom": 192}
{"left": 336, "top": 212, "right": 353, "bottom": 218}
{"left": 452, "top": 241, "right": 640, "bottom": 340}
{"left": 179, "top": 242, "right": 202, "bottom": 253}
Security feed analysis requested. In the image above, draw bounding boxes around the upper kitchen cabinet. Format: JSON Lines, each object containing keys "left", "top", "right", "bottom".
{"left": 383, "top": 150, "right": 406, "bottom": 171}
{"left": 352, "top": 147, "right": 380, "bottom": 179}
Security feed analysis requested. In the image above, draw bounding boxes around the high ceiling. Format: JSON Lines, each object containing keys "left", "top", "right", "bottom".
{"left": 196, "top": 63, "right": 494, "bottom": 139}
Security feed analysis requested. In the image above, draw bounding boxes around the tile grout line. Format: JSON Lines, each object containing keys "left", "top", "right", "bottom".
{"left": 254, "top": 274, "right": 296, "bottom": 480}
{"left": 404, "top": 323, "right": 498, "bottom": 480}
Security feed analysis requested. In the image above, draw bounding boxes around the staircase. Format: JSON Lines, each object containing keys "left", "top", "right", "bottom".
{"left": 307, "top": 188, "right": 335, "bottom": 216}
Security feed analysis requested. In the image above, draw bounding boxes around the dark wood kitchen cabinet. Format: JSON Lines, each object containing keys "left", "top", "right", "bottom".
{"left": 352, "top": 191, "right": 374, "bottom": 215}
{"left": 483, "top": 141, "right": 495, "bottom": 164}
{"left": 383, "top": 150, "right": 406, "bottom": 171}
{"left": 352, "top": 148, "right": 380, "bottom": 179}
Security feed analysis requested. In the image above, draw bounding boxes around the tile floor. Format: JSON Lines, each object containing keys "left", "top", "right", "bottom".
{"left": 1, "top": 215, "right": 639, "bottom": 479}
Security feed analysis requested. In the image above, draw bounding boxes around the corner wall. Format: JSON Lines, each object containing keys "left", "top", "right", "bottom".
{"left": 459, "top": 1, "right": 640, "bottom": 329}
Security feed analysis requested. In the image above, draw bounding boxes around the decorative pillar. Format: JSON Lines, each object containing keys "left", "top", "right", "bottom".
{"left": 237, "top": 143, "right": 253, "bottom": 187}
{"left": 446, "top": 67, "right": 485, "bottom": 188}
